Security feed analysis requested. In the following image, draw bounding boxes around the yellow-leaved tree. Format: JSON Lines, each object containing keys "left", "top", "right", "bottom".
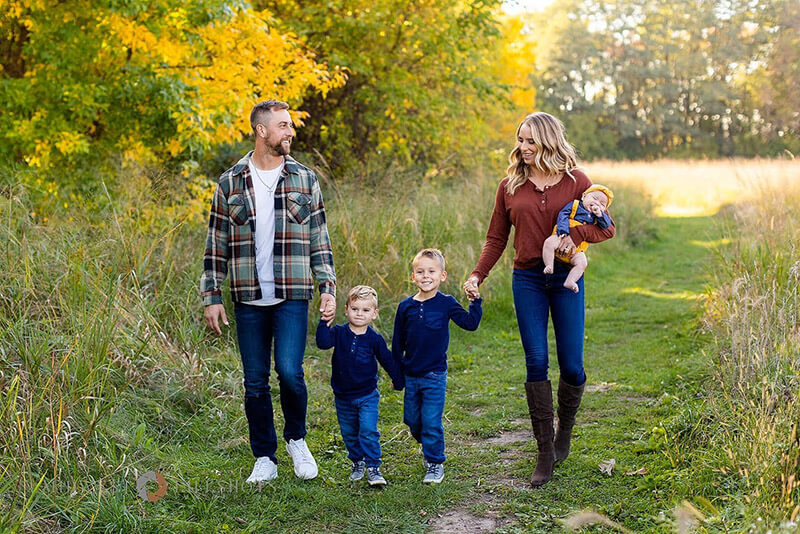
{"left": 490, "top": 14, "right": 538, "bottom": 140}
{"left": 0, "top": 0, "right": 346, "bottom": 169}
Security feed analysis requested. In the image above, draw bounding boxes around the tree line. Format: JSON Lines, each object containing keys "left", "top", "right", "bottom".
{"left": 529, "top": 0, "right": 799, "bottom": 159}
{"left": 0, "top": 0, "right": 796, "bottom": 182}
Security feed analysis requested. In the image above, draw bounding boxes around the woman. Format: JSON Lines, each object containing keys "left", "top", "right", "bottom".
{"left": 463, "top": 112, "right": 615, "bottom": 486}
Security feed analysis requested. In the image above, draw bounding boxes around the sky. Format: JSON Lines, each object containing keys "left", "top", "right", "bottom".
{"left": 503, "top": 0, "right": 556, "bottom": 13}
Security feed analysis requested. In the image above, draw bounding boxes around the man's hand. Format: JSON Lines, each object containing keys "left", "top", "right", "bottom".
{"left": 204, "top": 304, "right": 228, "bottom": 335}
{"left": 557, "top": 234, "right": 577, "bottom": 256}
{"left": 320, "top": 293, "right": 336, "bottom": 326}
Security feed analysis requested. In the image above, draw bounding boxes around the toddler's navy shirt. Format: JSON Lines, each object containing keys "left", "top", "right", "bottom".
{"left": 316, "top": 321, "right": 404, "bottom": 399}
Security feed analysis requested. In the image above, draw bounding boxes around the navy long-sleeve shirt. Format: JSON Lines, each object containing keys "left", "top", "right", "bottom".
{"left": 391, "top": 292, "right": 482, "bottom": 377}
{"left": 316, "top": 321, "right": 404, "bottom": 399}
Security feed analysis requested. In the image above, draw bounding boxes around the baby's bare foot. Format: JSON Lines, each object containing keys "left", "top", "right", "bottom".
{"left": 543, "top": 265, "right": 553, "bottom": 274}
{"left": 564, "top": 281, "right": 579, "bottom": 293}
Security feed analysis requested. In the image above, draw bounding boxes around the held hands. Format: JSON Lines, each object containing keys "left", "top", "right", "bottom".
{"left": 320, "top": 292, "right": 336, "bottom": 326}
{"left": 462, "top": 275, "right": 481, "bottom": 301}
{"left": 204, "top": 304, "right": 228, "bottom": 335}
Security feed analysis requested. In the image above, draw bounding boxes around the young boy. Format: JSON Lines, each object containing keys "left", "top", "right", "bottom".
{"left": 392, "top": 248, "right": 482, "bottom": 484}
{"left": 542, "top": 184, "right": 614, "bottom": 293}
{"left": 315, "top": 285, "right": 404, "bottom": 486}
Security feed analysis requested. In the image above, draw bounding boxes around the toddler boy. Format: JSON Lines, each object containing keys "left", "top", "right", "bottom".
{"left": 392, "top": 248, "right": 482, "bottom": 484}
{"left": 316, "top": 285, "right": 404, "bottom": 486}
{"left": 542, "top": 184, "right": 614, "bottom": 292}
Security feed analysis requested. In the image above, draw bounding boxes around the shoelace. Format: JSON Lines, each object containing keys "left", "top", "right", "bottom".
{"left": 292, "top": 443, "right": 313, "bottom": 462}
{"left": 426, "top": 463, "right": 439, "bottom": 474}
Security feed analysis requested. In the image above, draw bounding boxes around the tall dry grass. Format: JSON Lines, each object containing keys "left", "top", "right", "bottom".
{"left": 696, "top": 165, "right": 800, "bottom": 527}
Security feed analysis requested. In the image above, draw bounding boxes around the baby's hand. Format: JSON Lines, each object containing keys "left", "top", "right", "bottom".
{"left": 590, "top": 203, "right": 604, "bottom": 217}
{"left": 467, "top": 290, "right": 480, "bottom": 301}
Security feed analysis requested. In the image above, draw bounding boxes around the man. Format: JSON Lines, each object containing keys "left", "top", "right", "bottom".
{"left": 201, "top": 100, "right": 336, "bottom": 483}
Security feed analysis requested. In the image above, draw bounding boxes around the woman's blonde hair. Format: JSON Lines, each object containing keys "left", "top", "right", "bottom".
{"left": 505, "top": 112, "right": 578, "bottom": 195}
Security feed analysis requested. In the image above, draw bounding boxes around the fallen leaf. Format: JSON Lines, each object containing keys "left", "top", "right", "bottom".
{"left": 235, "top": 518, "right": 247, "bottom": 525}
{"left": 624, "top": 467, "right": 647, "bottom": 476}
{"left": 599, "top": 459, "right": 615, "bottom": 476}
{"left": 420, "top": 509, "right": 427, "bottom": 517}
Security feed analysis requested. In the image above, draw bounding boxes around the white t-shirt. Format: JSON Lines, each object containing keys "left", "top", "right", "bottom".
{"left": 247, "top": 159, "right": 285, "bottom": 306}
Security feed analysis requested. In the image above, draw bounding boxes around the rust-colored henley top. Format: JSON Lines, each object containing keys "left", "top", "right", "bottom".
{"left": 471, "top": 169, "right": 615, "bottom": 283}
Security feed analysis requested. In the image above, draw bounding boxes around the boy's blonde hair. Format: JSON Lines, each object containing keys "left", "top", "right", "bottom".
{"left": 412, "top": 248, "right": 446, "bottom": 270}
{"left": 347, "top": 285, "right": 378, "bottom": 308}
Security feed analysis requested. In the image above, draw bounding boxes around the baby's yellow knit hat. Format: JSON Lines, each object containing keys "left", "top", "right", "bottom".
{"left": 583, "top": 184, "right": 614, "bottom": 208}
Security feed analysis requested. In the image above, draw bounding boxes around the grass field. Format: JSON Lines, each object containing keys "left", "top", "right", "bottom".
{"left": 588, "top": 158, "right": 800, "bottom": 216}
{"left": 2, "top": 158, "right": 799, "bottom": 532}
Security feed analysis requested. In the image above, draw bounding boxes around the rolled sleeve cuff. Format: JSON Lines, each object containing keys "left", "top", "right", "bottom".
{"left": 319, "top": 280, "right": 336, "bottom": 296}
{"left": 202, "top": 292, "right": 223, "bottom": 306}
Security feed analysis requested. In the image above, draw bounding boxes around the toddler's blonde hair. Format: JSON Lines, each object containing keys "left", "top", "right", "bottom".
{"left": 347, "top": 285, "right": 378, "bottom": 308}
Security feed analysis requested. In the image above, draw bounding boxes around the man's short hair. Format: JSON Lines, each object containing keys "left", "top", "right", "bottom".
{"left": 347, "top": 285, "right": 378, "bottom": 308}
{"left": 250, "top": 100, "right": 290, "bottom": 134}
{"left": 412, "top": 248, "right": 446, "bottom": 270}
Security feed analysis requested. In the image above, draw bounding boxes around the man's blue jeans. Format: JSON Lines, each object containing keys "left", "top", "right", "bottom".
{"left": 334, "top": 389, "right": 382, "bottom": 467}
{"left": 512, "top": 263, "right": 586, "bottom": 386}
{"left": 403, "top": 371, "right": 447, "bottom": 464}
{"left": 234, "top": 300, "right": 309, "bottom": 463}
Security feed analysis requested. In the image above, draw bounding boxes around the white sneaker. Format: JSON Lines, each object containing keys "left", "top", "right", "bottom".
{"left": 246, "top": 456, "right": 277, "bottom": 483}
{"left": 286, "top": 438, "right": 318, "bottom": 480}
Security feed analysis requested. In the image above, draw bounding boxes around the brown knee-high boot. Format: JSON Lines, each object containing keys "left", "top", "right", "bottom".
{"left": 524, "top": 381, "right": 555, "bottom": 487}
{"left": 554, "top": 378, "right": 585, "bottom": 463}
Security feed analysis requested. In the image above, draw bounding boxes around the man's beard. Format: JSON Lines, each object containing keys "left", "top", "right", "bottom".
{"left": 271, "top": 139, "right": 290, "bottom": 156}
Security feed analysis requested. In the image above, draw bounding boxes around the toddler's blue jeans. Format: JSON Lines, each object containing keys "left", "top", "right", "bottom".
{"left": 403, "top": 371, "right": 447, "bottom": 464}
{"left": 335, "top": 389, "right": 382, "bottom": 467}
{"left": 512, "top": 263, "right": 586, "bottom": 386}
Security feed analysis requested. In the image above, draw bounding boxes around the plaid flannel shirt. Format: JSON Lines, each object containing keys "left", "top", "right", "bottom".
{"left": 200, "top": 151, "right": 336, "bottom": 305}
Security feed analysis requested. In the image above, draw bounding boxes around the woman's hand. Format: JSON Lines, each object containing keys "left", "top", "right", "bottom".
{"left": 557, "top": 235, "right": 576, "bottom": 256}
{"left": 463, "top": 275, "right": 481, "bottom": 301}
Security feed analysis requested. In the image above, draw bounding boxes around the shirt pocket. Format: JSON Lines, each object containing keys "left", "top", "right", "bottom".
{"left": 286, "top": 191, "right": 311, "bottom": 225}
{"left": 227, "top": 194, "right": 249, "bottom": 226}
{"left": 424, "top": 311, "right": 445, "bottom": 330}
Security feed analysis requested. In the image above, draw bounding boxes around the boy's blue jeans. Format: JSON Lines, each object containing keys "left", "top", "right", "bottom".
{"left": 512, "top": 264, "right": 586, "bottom": 386}
{"left": 234, "top": 300, "right": 309, "bottom": 464}
{"left": 403, "top": 371, "right": 447, "bottom": 464}
{"left": 334, "top": 389, "right": 382, "bottom": 467}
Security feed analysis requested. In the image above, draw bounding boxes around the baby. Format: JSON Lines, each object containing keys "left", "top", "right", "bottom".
{"left": 542, "top": 184, "right": 614, "bottom": 292}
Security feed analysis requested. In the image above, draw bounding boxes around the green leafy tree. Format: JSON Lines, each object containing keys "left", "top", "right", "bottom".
{"left": 261, "top": 0, "right": 512, "bottom": 177}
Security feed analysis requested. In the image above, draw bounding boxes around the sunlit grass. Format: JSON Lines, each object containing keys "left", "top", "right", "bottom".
{"left": 620, "top": 287, "right": 703, "bottom": 300}
{"left": 588, "top": 158, "right": 800, "bottom": 216}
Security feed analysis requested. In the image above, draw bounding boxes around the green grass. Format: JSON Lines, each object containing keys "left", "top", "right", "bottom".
{"left": 2, "top": 161, "right": 794, "bottom": 532}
